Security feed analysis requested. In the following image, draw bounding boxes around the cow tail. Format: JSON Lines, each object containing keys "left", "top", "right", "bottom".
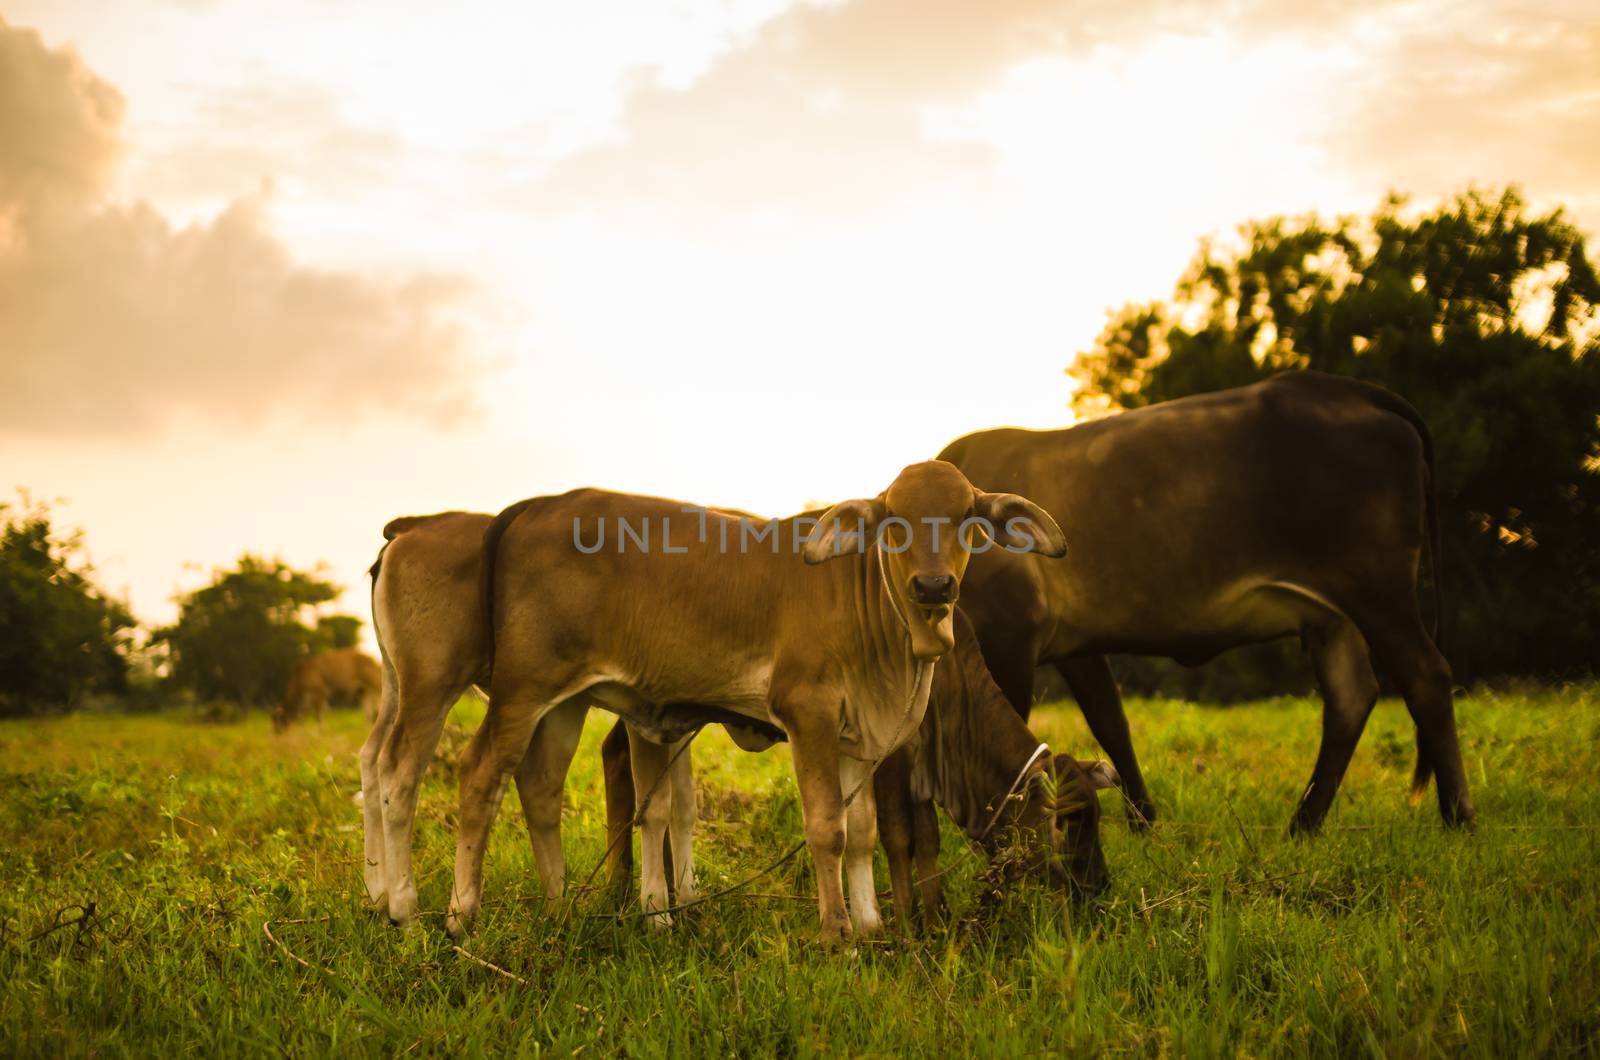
{"left": 366, "top": 537, "right": 394, "bottom": 674}
{"left": 480, "top": 498, "right": 539, "bottom": 677}
{"left": 1355, "top": 384, "right": 1445, "bottom": 799}
{"left": 1355, "top": 385, "right": 1444, "bottom": 652}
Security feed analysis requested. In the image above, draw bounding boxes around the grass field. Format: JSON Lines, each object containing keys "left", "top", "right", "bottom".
{"left": 2, "top": 686, "right": 1597, "bottom": 1057}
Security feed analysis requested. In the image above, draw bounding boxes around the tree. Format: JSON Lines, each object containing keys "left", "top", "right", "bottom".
{"left": 1071, "top": 187, "right": 1600, "bottom": 695}
{"left": 0, "top": 497, "right": 135, "bottom": 715}
{"left": 153, "top": 556, "right": 364, "bottom": 708}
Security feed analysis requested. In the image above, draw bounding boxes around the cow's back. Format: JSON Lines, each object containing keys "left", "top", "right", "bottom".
{"left": 944, "top": 372, "right": 1431, "bottom": 655}
{"left": 489, "top": 490, "right": 815, "bottom": 711}
{"left": 373, "top": 511, "right": 494, "bottom": 690}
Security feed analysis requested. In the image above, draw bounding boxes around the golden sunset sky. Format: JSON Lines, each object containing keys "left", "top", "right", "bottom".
{"left": 3, "top": 0, "right": 1598, "bottom": 632}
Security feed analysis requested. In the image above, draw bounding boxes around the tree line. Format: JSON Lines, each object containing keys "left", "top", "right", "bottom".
{"left": 1073, "top": 187, "right": 1599, "bottom": 699}
{"left": 3, "top": 185, "right": 1594, "bottom": 712}
{"left": 0, "top": 496, "right": 362, "bottom": 717}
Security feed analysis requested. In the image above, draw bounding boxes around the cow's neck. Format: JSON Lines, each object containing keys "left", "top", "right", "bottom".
{"left": 916, "top": 646, "right": 1045, "bottom": 844}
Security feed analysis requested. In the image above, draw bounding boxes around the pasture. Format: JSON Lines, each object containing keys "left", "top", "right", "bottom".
{"left": 2, "top": 686, "right": 1596, "bottom": 1057}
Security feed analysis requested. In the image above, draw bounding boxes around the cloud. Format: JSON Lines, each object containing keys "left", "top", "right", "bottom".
{"left": 1331, "top": 5, "right": 1600, "bottom": 220}
{"left": 530, "top": 0, "right": 1191, "bottom": 214}
{"left": 125, "top": 82, "right": 413, "bottom": 206}
{"left": 522, "top": 0, "right": 1600, "bottom": 225}
{"left": 0, "top": 18, "right": 479, "bottom": 438}
{"left": 0, "top": 16, "right": 123, "bottom": 208}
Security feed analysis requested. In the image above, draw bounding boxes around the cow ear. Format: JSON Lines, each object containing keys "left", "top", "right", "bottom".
{"left": 1081, "top": 759, "right": 1120, "bottom": 790}
{"left": 803, "top": 497, "right": 883, "bottom": 564}
{"left": 974, "top": 492, "right": 1066, "bottom": 557}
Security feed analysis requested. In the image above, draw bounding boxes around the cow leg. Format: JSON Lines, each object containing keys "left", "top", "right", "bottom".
{"left": 842, "top": 756, "right": 883, "bottom": 938}
{"left": 627, "top": 729, "right": 678, "bottom": 929}
{"left": 666, "top": 735, "right": 699, "bottom": 906}
{"left": 358, "top": 659, "right": 400, "bottom": 908}
{"left": 600, "top": 719, "right": 636, "bottom": 897}
{"left": 448, "top": 685, "right": 567, "bottom": 938}
{"left": 1363, "top": 612, "right": 1474, "bottom": 829}
{"left": 1058, "top": 655, "right": 1155, "bottom": 829}
{"left": 510, "top": 699, "right": 588, "bottom": 911}
{"left": 910, "top": 798, "right": 946, "bottom": 928}
{"left": 375, "top": 676, "right": 460, "bottom": 927}
{"left": 1289, "top": 618, "right": 1380, "bottom": 835}
{"left": 781, "top": 698, "right": 851, "bottom": 944}
{"left": 873, "top": 747, "right": 918, "bottom": 932}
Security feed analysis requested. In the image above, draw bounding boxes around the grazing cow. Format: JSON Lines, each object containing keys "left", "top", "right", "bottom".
{"left": 272, "top": 648, "right": 381, "bottom": 732}
{"left": 456, "top": 461, "right": 1068, "bottom": 942}
{"left": 939, "top": 371, "right": 1472, "bottom": 833}
{"left": 361, "top": 511, "right": 696, "bottom": 927}
{"left": 597, "top": 608, "right": 1117, "bottom": 931}
{"left": 873, "top": 609, "right": 1118, "bottom": 927}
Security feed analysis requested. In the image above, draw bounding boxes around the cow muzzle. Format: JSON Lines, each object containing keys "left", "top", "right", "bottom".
{"left": 909, "top": 573, "right": 957, "bottom": 606}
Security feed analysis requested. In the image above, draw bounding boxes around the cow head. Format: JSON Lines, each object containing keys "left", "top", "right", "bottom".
{"left": 977, "top": 753, "right": 1114, "bottom": 900}
{"left": 270, "top": 699, "right": 292, "bottom": 733}
{"left": 1042, "top": 754, "right": 1116, "bottom": 899}
{"left": 802, "top": 460, "right": 1066, "bottom": 660}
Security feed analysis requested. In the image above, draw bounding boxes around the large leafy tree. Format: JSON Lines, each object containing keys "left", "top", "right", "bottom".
{"left": 1072, "top": 188, "right": 1600, "bottom": 692}
{"left": 0, "top": 498, "right": 134, "bottom": 715}
{"left": 153, "top": 556, "right": 364, "bottom": 708}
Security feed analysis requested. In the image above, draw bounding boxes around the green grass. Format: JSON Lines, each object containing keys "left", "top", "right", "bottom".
{"left": 2, "top": 687, "right": 1597, "bottom": 1057}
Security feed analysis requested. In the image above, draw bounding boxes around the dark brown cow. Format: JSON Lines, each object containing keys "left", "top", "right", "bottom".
{"left": 939, "top": 371, "right": 1471, "bottom": 833}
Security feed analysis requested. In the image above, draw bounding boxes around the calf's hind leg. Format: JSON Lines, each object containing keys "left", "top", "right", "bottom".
{"left": 358, "top": 659, "right": 400, "bottom": 908}
{"left": 375, "top": 674, "right": 463, "bottom": 927}
{"left": 510, "top": 699, "right": 589, "bottom": 911}
{"left": 1289, "top": 617, "right": 1380, "bottom": 835}
{"left": 665, "top": 734, "right": 699, "bottom": 905}
{"left": 449, "top": 677, "right": 578, "bottom": 938}
{"left": 627, "top": 729, "right": 680, "bottom": 928}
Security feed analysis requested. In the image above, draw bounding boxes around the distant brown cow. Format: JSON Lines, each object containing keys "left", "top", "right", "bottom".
{"left": 272, "top": 648, "right": 381, "bottom": 732}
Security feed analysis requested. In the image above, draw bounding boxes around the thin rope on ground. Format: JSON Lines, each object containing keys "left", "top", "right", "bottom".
{"left": 263, "top": 919, "right": 333, "bottom": 975}
{"left": 451, "top": 943, "right": 528, "bottom": 984}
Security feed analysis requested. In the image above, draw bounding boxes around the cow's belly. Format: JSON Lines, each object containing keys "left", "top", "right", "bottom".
{"left": 1048, "top": 577, "right": 1344, "bottom": 660}
{"left": 582, "top": 660, "right": 777, "bottom": 745}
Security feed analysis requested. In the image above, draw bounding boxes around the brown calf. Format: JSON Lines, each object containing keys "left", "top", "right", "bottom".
{"left": 361, "top": 511, "right": 695, "bottom": 927}
{"left": 460, "top": 462, "right": 1067, "bottom": 942}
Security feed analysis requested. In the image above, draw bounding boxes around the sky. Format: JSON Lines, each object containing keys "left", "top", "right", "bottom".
{"left": 3, "top": 0, "right": 1598, "bottom": 636}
